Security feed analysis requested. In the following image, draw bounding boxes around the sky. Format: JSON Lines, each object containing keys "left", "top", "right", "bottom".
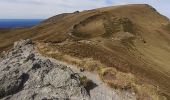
{"left": 0, "top": 0, "right": 169, "bottom": 19}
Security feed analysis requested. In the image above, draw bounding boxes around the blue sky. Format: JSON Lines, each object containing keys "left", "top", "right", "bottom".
{"left": 0, "top": 0, "right": 169, "bottom": 19}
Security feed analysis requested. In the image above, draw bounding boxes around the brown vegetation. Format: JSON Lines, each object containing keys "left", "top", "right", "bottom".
{"left": 0, "top": 4, "right": 170, "bottom": 99}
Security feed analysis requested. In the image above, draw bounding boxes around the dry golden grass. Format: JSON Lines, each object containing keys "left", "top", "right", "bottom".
{"left": 36, "top": 42, "right": 168, "bottom": 100}
{"left": 1, "top": 4, "right": 170, "bottom": 99}
{"left": 99, "top": 67, "right": 168, "bottom": 100}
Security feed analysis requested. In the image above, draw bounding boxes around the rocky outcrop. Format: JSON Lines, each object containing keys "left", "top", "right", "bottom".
{"left": 0, "top": 39, "right": 89, "bottom": 100}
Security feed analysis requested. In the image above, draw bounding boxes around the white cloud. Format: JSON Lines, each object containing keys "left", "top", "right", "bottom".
{"left": 0, "top": 0, "right": 110, "bottom": 19}
{"left": 0, "top": 0, "right": 169, "bottom": 19}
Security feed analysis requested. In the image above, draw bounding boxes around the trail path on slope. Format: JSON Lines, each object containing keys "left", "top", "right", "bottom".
{"left": 0, "top": 38, "right": 136, "bottom": 100}
{"left": 49, "top": 58, "right": 136, "bottom": 100}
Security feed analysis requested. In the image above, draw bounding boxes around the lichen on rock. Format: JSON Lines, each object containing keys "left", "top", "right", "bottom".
{"left": 0, "top": 39, "right": 89, "bottom": 100}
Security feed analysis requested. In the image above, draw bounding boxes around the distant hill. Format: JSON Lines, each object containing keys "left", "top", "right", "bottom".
{"left": 0, "top": 4, "right": 170, "bottom": 99}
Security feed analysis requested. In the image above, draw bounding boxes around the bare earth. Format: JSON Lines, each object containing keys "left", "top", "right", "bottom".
{"left": 49, "top": 58, "right": 136, "bottom": 100}
{"left": 0, "top": 4, "right": 170, "bottom": 99}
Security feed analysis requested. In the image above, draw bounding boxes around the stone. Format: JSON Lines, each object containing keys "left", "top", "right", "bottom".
{"left": 0, "top": 39, "right": 89, "bottom": 100}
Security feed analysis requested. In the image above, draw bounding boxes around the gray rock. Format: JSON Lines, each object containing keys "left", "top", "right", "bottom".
{"left": 0, "top": 39, "right": 89, "bottom": 100}
{"left": 14, "top": 39, "right": 32, "bottom": 49}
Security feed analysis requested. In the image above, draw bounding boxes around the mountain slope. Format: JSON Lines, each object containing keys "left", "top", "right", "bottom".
{"left": 0, "top": 4, "right": 170, "bottom": 99}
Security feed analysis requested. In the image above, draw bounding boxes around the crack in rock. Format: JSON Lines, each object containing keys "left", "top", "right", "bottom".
{"left": 0, "top": 39, "right": 89, "bottom": 100}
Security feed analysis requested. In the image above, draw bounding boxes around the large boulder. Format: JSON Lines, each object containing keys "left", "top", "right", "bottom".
{"left": 0, "top": 39, "right": 89, "bottom": 100}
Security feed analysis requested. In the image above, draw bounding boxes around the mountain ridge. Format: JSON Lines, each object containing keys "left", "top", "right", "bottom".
{"left": 0, "top": 4, "right": 170, "bottom": 99}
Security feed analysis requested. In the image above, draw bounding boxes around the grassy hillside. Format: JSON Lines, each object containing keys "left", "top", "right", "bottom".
{"left": 0, "top": 4, "right": 170, "bottom": 99}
